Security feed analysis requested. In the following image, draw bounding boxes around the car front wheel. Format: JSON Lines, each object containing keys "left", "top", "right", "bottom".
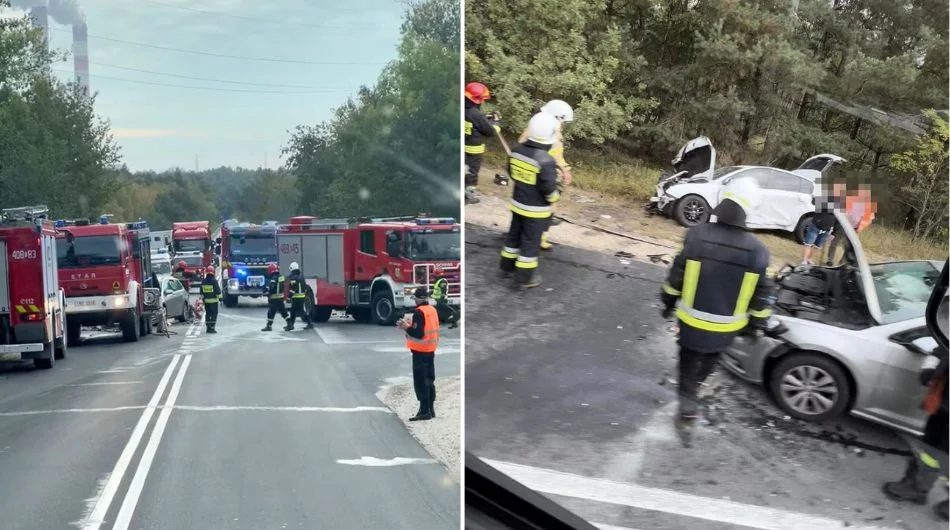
{"left": 673, "top": 194, "right": 710, "bottom": 227}
{"left": 769, "top": 352, "right": 852, "bottom": 422}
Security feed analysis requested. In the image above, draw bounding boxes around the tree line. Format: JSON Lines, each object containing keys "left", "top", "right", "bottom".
{"left": 465, "top": 0, "right": 949, "bottom": 242}
{"left": 0, "top": 0, "right": 460, "bottom": 231}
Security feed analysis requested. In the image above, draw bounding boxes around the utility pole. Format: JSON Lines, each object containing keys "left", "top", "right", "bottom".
{"left": 195, "top": 154, "right": 199, "bottom": 172}
{"left": 264, "top": 152, "right": 268, "bottom": 170}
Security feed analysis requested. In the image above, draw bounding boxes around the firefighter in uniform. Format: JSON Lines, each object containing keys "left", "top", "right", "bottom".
{"left": 499, "top": 112, "right": 561, "bottom": 290}
{"left": 398, "top": 287, "right": 440, "bottom": 421}
{"left": 261, "top": 263, "right": 289, "bottom": 332}
{"left": 200, "top": 265, "right": 222, "bottom": 334}
{"left": 285, "top": 261, "right": 313, "bottom": 331}
{"left": 660, "top": 177, "right": 775, "bottom": 447}
{"left": 464, "top": 81, "right": 501, "bottom": 205}
{"left": 431, "top": 275, "right": 458, "bottom": 329}
{"left": 518, "top": 100, "right": 574, "bottom": 252}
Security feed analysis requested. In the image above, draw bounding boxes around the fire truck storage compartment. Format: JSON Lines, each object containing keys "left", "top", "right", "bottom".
{"left": 0, "top": 240, "right": 8, "bottom": 317}
{"left": 278, "top": 233, "right": 345, "bottom": 285}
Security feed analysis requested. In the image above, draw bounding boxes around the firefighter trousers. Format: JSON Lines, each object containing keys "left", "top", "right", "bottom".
{"left": 677, "top": 346, "right": 719, "bottom": 417}
{"left": 465, "top": 153, "right": 482, "bottom": 187}
{"left": 499, "top": 212, "right": 546, "bottom": 285}
{"left": 204, "top": 302, "right": 219, "bottom": 332}
{"left": 265, "top": 299, "right": 289, "bottom": 327}
{"left": 286, "top": 298, "right": 311, "bottom": 328}
{"left": 435, "top": 299, "right": 459, "bottom": 326}
{"left": 411, "top": 352, "right": 436, "bottom": 415}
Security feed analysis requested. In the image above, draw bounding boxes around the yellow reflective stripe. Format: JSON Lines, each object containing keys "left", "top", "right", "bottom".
{"left": 28, "top": 305, "right": 39, "bottom": 312}
{"left": 662, "top": 283, "right": 681, "bottom": 296}
{"left": 269, "top": 294, "right": 284, "bottom": 300}
{"left": 14, "top": 305, "right": 25, "bottom": 314}
{"left": 749, "top": 308, "right": 772, "bottom": 318}
{"left": 920, "top": 451, "right": 941, "bottom": 469}
{"left": 201, "top": 285, "right": 214, "bottom": 292}
{"left": 734, "top": 272, "right": 760, "bottom": 316}
{"left": 292, "top": 294, "right": 306, "bottom": 299}
{"left": 546, "top": 191, "right": 561, "bottom": 203}
{"left": 493, "top": 124, "right": 501, "bottom": 133}
{"left": 509, "top": 202, "right": 552, "bottom": 219}
{"left": 723, "top": 192, "right": 751, "bottom": 209}
{"left": 464, "top": 121, "right": 473, "bottom": 135}
{"left": 515, "top": 259, "right": 539, "bottom": 270}
{"left": 500, "top": 247, "right": 519, "bottom": 259}
{"left": 681, "top": 259, "right": 700, "bottom": 307}
{"left": 676, "top": 309, "right": 749, "bottom": 332}
{"left": 465, "top": 144, "right": 486, "bottom": 154}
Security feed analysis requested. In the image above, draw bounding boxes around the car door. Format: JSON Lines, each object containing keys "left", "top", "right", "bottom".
{"left": 165, "top": 278, "right": 185, "bottom": 316}
{"left": 758, "top": 170, "right": 814, "bottom": 231}
{"left": 718, "top": 168, "right": 771, "bottom": 228}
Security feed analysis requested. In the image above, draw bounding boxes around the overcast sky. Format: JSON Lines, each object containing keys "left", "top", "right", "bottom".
{"left": 5, "top": 0, "right": 404, "bottom": 171}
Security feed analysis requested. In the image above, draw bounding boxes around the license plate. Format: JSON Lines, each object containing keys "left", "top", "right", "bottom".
{"left": 75, "top": 300, "right": 98, "bottom": 307}
{"left": 247, "top": 276, "right": 265, "bottom": 287}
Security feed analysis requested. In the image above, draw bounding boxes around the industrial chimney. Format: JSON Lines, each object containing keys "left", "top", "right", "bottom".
{"left": 72, "top": 23, "right": 89, "bottom": 96}
{"left": 28, "top": 5, "right": 48, "bottom": 53}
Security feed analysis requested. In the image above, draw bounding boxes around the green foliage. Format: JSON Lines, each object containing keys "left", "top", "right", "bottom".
{"left": 467, "top": 0, "right": 950, "bottom": 242}
{"left": 889, "top": 110, "right": 949, "bottom": 241}
{"left": 283, "top": 0, "right": 460, "bottom": 219}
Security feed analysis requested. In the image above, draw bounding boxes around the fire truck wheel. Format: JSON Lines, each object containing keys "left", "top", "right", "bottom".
{"left": 371, "top": 292, "right": 398, "bottom": 326}
{"left": 223, "top": 293, "right": 238, "bottom": 308}
{"left": 350, "top": 308, "right": 371, "bottom": 323}
{"left": 311, "top": 306, "right": 333, "bottom": 323}
{"left": 34, "top": 343, "right": 54, "bottom": 370}
{"left": 54, "top": 335, "right": 67, "bottom": 360}
{"left": 122, "top": 310, "right": 141, "bottom": 343}
{"left": 140, "top": 314, "right": 151, "bottom": 336}
{"left": 66, "top": 321, "right": 81, "bottom": 347}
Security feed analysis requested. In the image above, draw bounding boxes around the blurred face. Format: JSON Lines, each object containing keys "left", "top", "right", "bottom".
{"left": 832, "top": 182, "right": 846, "bottom": 196}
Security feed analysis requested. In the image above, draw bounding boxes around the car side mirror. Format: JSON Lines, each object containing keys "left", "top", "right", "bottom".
{"left": 890, "top": 329, "right": 937, "bottom": 355}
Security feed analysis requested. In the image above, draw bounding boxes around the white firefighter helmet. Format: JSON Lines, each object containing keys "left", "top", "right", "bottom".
{"left": 720, "top": 176, "right": 763, "bottom": 216}
{"left": 289, "top": 261, "right": 300, "bottom": 271}
{"left": 540, "top": 99, "right": 574, "bottom": 123}
{"left": 527, "top": 112, "right": 559, "bottom": 145}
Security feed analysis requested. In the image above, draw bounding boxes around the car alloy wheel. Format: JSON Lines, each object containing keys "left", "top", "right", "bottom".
{"left": 779, "top": 364, "right": 839, "bottom": 416}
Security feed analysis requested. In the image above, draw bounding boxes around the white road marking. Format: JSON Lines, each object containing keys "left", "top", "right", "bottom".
{"left": 80, "top": 354, "right": 182, "bottom": 530}
{"left": 593, "top": 524, "right": 641, "bottom": 530}
{"left": 603, "top": 402, "right": 677, "bottom": 484}
{"left": 96, "top": 369, "right": 130, "bottom": 374}
{"left": 173, "top": 405, "right": 393, "bottom": 413}
{"left": 371, "top": 345, "right": 460, "bottom": 355}
{"left": 113, "top": 354, "right": 192, "bottom": 530}
{"left": 0, "top": 406, "right": 147, "bottom": 417}
{"left": 483, "top": 459, "right": 901, "bottom": 530}
{"left": 336, "top": 456, "right": 438, "bottom": 466}
{"left": 70, "top": 474, "right": 111, "bottom": 528}
{"left": 67, "top": 382, "right": 143, "bottom": 387}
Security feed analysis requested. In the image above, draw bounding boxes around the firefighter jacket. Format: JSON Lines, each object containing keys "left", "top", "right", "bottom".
{"left": 507, "top": 139, "right": 561, "bottom": 219}
{"left": 288, "top": 270, "right": 307, "bottom": 299}
{"left": 266, "top": 273, "right": 286, "bottom": 300}
{"left": 661, "top": 221, "right": 774, "bottom": 354}
{"left": 201, "top": 275, "right": 222, "bottom": 304}
{"left": 519, "top": 126, "right": 569, "bottom": 171}
{"left": 405, "top": 303, "right": 440, "bottom": 354}
{"left": 432, "top": 278, "right": 448, "bottom": 300}
{"left": 464, "top": 99, "right": 500, "bottom": 156}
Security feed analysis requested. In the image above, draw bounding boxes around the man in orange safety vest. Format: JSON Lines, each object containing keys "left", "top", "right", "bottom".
{"left": 398, "top": 287, "right": 441, "bottom": 421}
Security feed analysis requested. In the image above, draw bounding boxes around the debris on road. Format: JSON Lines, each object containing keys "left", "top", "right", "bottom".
{"left": 376, "top": 376, "right": 460, "bottom": 482}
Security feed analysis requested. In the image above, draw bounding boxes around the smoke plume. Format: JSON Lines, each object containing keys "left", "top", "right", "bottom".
{"left": 12, "top": 0, "right": 84, "bottom": 25}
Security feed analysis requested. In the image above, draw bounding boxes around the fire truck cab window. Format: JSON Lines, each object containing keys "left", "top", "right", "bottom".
{"left": 228, "top": 235, "right": 275, "bottom": 257}
{"left": 406, "top": 231, "right": 460, "bottom": 261}
{"left": 386, "top": 231, "right": 402, "bottom": 257}
{"left": 175, "top": 239, "right": 209, "bottom": 253}
{"left": 56, "top": 235, "right": 122, "bottom": 269}
{"left": 360, "top": 230, "right": 376, "bottom": 255}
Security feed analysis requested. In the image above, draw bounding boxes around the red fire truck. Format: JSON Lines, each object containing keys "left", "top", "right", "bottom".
{"left": 55, "top": 215, "right": 155, "bottom": 345}
{"left": 276, "top": 215, "right": 461, "bottom": 325}
{"left": 171, "top": 221, "right": 212, "bottom": 291}
{"left": 0, "top": 205, "right": 67, "bottom": 369}
{"left": 217, "top": 221, "right": 279, "bottom": 307}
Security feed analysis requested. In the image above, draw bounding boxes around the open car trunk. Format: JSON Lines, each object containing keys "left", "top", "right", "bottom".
{"left": 771, "top": 210, "right": 881, "bottom": 330}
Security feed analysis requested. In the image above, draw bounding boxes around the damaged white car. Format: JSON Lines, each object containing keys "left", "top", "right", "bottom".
{"left": 721, "top": 210, "right": 945, "bottom": 436}
{"left": 647, "top": 137, "right": 846, "bottom": 241}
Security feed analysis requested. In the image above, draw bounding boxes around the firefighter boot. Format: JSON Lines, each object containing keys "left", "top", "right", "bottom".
{"left": 673, "top": 414, "right": 697, "bottom": 449}
{"left": 430, "top": 398, "right": 436, "bottom": 418}
{"left": 206, "top": 322, "right": 213, "bottom": 334}
{"left": 261, "top": 321, "right": 273, "bottom": 332}
{"left": 540, "top": 232, "right": 554, "bottom": 251}
{"left": 303, "top": 321, "right": 314, "bottom": 330}
{"left": 518, "top": 272, "right": 542, "bottom": 291}
{"left": 410, "top": 408, "right": 433, "bottom": 422}
{"left": 934, "top": 499, "right": 948, "bottom": 521}
{"left": 883, "top": 459, "right": 932, "bottom": 505}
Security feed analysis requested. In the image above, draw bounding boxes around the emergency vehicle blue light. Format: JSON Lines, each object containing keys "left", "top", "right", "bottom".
{"left": 415, "top": 217, "right": 455, "bottom": 225}
{"left": 55, "top": 220, "right": 65, "bottom": 228}
{"left": 236, "top": 268, "right": 247, "bottom": 276}
{"left": 99, "top": 215, "right": 109, "bottom": 224}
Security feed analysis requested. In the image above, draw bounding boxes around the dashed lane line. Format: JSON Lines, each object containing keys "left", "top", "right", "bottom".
{"left": 483, "top": 459, "right": 902, "bottom": 530}
{"left": 0, "top": 405, "right": 395, "bottom": 417}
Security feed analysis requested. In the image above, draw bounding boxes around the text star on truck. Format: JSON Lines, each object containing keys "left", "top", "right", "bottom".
{"left": 0, "top": 205, "right": 67, "bottom": 369}
{"left": 55, "top": 215, "right": 156, "bottom": 345}
{"left": 171, "top": 221, "right": 212, "bottom": 291}
{"left": 217, "top": 221, "right": 279, "bottom": 307}
{"left": 276, "top": 215, "right": 461, "bottom": 325}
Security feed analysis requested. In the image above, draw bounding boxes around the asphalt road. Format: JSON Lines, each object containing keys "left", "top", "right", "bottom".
{"left": 464, "top": 223, "right": 946, "bottom": 530}
{"left": 0, "top": 299, "right": 460, "bottom": 530}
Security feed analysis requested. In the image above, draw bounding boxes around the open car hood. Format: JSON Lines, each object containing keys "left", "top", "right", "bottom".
{"left": 672, "top": 136, "right": 713, "bottom": 165}
{"left": 831, "top": 209, "right": 881, "bottom": 323}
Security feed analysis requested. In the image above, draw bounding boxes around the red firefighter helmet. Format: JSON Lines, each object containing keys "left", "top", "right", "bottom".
{"left": 465, "top": 82, "right": 491, "bottom": 105}
{"left": 267, "top": 263, "right": 279, "bottom": 274}
{"left": 205, "top": 266, "right": 215, "bottom": 275}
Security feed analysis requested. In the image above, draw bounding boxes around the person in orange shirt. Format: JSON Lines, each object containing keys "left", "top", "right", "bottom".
{"left": 398, "top": 287, "right": 441, "bottom": 421}
{"left": 827, "top": 185, "right": 876, "bottom": 266}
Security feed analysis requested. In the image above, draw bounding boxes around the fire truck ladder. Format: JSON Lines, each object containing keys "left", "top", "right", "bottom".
{"left": 1, "top": 205, "right": 49, "bottom": 224}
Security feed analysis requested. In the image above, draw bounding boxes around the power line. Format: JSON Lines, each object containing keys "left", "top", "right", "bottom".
{"left": 48, "top": 27, "right": 390, "bottom": 66}
{"left": 89, "top": 61, "right": 352, "bottom": 90}
{"left": 52, "top": 69, "right": 351, "bottom": 94}
{"left": 138, "top": 0, "right": 400, "bottom": 31}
